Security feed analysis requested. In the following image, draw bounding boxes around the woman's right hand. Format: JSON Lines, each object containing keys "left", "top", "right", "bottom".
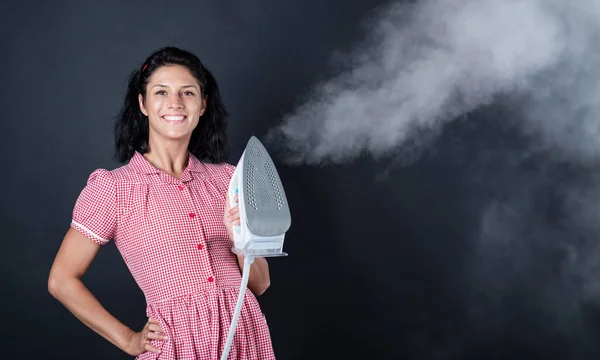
{"left": 126, "top": 317, "right": 169, "bottom": 356}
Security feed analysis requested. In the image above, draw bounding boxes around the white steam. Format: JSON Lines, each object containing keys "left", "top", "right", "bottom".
{"left": 267, "top": 0, "right": 600, "bottom": 166}
{"left": 266, "top": 0, "right": 600, "bottom": 347}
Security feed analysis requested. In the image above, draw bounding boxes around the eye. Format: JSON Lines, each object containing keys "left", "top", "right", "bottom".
{"left": 155, "top": 90, "right": 167, "bottom": 95}
{"left": 182, "top": 91, "right": 195, "bottom": 96}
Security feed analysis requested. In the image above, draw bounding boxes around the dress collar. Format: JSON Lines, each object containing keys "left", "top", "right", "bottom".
{"left": 129, "top": 151, "right": 205, "bottom": 183}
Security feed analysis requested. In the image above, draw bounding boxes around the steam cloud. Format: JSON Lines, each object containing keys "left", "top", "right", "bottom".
{"left": 267, "top": 0, "right": 600, "bottom": 166}
{"left": 266, "top": 0, "right": 600, "bottom": 355}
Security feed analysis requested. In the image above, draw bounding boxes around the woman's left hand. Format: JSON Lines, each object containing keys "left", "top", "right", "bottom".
{"left": 224, "top": 192, "right": 240, "bottom": 241}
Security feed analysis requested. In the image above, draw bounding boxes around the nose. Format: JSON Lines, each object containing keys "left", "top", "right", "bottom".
{"left": 167, "top": 93, "right": 184, "bottom": 109}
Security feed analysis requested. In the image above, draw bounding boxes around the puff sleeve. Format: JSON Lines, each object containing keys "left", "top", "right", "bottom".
{"left": 223, "top": 163, "right": 236, "bottom": 183}
{"left": 70, "top": 168, "right": 118, "bottom": 245}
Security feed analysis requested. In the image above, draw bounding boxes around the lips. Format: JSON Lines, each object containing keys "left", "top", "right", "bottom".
{"left": 162, "top": 115, "right": 187, "bottom": 124}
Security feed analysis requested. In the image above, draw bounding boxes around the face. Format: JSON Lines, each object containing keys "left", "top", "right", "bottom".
{"left": 138, "top": 64, "right": 206, "bottom": 144}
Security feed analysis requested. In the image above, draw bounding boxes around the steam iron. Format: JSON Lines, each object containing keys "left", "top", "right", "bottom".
{"left": 227, "top": 135, "right": 291, "bottom": 257}
{"left": 221, "top": 136, "right": 291, "bottom": 360}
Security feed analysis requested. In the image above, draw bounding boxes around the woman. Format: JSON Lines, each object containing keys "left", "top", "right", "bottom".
{"left": 48, "top": 46, "right": 275, "bottom": 359}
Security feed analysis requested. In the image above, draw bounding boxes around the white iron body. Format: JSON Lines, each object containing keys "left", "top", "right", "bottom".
{"left": 221, "top": 136, "right": 291, "bottom": 360}
{"left": 227, "top": 136, "right": 291, "bottom": 258}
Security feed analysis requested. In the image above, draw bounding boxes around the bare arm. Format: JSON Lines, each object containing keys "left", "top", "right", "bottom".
{"left": 236, "top": 255, "right": 270, "bottom": 296}
{"left": 48, "top": 227, "right": 163, "bottom": 355}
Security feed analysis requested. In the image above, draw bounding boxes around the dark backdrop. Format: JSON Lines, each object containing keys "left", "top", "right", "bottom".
{"left": 2, "top": 1, "right": 600, "bottom": 359}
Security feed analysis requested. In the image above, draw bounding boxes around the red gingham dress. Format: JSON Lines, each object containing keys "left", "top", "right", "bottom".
{"left": 70, "top": 151, "right": 276, "bottom": 359}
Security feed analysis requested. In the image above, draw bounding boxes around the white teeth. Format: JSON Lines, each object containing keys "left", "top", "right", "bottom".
{"left": 164, "top": 116, "right": 185, "bottom": 121}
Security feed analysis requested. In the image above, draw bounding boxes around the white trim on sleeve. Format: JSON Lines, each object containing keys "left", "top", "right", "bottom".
{"left": 71, "top": 220, "right": 110, "bottom": 243}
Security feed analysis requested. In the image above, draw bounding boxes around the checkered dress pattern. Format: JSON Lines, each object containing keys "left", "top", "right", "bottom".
{"left": 70, "top": 151, "right": 276, "bottom": 359}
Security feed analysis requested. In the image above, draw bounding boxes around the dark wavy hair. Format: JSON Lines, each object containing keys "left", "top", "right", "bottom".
{"left": 114, "top": 46, "right": 228, "bottom": 163}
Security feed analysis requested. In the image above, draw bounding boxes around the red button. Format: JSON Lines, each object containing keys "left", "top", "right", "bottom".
{"left": 178, "top": 185, "right": 184, "bottom": 190}
{"left": 189, "top": 213, "right": 196, "bottom": 218}
{"left": 207, "top": 276, "right": 214, "bottom": 282}
{"left": 197, "top": 244, "right": 203, "bottom": 250}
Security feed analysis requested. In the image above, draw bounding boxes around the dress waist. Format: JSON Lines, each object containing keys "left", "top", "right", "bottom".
{"left": 145, "top": 279, "right": 244, "bottom": 306}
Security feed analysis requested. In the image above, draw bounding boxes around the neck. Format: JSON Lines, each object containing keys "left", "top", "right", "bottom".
{"left": 143, "top": 136, "right": 191, "bottom": 179}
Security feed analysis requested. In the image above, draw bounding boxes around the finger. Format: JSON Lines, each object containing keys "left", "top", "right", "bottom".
{"left": 145, "top": 343, "right": 161, "bottom": 354}
{"left": 229, "top": 206, "right": 238, "bottom": 216}
{"left": 148, "top": 324, "right": 163, "bottom": 333}
{"left": 147, "top": 317, "right": 159, "bottom": 325}
{"left": 234, "top": 194, "right": 238, "bottom": 202}
{"left": 146, "top": 330, "right": 170, "bottom": 341}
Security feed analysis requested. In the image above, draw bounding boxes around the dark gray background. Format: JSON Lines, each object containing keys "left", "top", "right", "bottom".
{"left": 2, "top": 0, "right": 600, "bottom": 359}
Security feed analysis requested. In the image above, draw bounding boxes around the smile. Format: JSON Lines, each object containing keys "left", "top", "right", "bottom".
{"left": 162, "top": 115, "right": 187, "bottom": 124}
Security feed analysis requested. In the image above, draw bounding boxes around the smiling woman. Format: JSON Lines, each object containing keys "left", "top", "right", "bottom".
{"left": 47, "top": 47, "right": 275, "bottom": 360}
{"left": 139, "top": 66, "right": 205, "bottom": 146}
{"left": 114, "top": 47, "right": 229, "bottom": 166}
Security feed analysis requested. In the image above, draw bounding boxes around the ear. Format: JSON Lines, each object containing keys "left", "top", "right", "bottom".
{"left": 200, "top": 95, "right": 207, "bottom": 117}
{"left": 138, "top": 94, "right": 148, "bottom": 116}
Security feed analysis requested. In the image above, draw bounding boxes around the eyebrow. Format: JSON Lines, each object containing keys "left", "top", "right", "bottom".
{"left": 152, "top": 84, "right": 199, "bottom": 89}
